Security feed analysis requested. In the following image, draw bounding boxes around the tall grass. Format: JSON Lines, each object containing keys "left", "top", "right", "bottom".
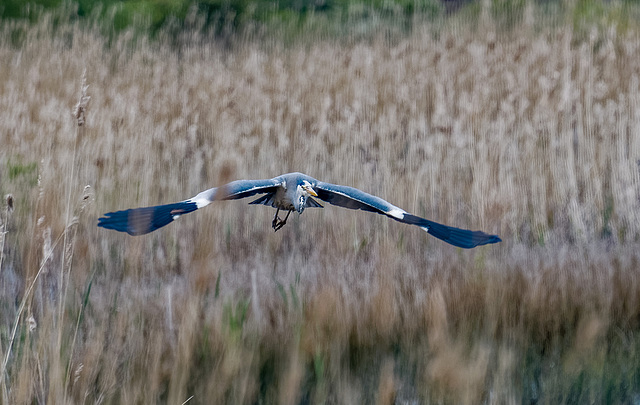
{"left": 1, "top": 4, "right": 640, "bottom": 403}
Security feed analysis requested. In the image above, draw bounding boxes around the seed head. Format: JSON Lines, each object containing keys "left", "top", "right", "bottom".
{"left": 73, "top": 69, "right": 91, "bottom": 126}
{"left": 5, "top": 194, "right": 13, "bottom": 213}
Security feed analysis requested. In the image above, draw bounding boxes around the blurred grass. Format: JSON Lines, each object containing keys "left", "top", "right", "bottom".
{"left": 1, "top": 1, "right": 640, "bottom": 403}
{"left": 2, "top": 0, "right": 640, "bottom": 46}
{"left": 0, "top": 0, "right": 441, "bottom": 42}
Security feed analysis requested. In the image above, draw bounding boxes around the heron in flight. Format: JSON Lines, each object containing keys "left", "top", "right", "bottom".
{"left": 98, "top": 172, "right": 501, "bottom": 248}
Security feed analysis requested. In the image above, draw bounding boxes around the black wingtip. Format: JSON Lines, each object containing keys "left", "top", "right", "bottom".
{"left": 402, "top": 214, "right": 501, "bottom": 249}
{"left": 98, "top": 201, "right": 198, "bottom": 235}
{"left": 431, "top": 222, "right": 502, "bottom": 249}
{"left": 469, "top": 232, "right": 502, "bottom": 248}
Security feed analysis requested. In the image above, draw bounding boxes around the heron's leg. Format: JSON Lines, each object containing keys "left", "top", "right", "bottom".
{"left": 273, "top": 209, "right": 292, "bottom": 232}
{"left": 271, "top": 208, "right": 281, "bottom": 230}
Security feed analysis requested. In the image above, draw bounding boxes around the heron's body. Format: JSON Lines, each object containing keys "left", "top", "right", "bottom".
{"left": 98, "top": 172, "right": 501, "bottom": 248}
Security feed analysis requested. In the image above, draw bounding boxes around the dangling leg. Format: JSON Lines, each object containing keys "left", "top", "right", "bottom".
{"left": 272, "top": 208, "right": 280, "bottom": 230}
{"left": 272, "top": 209, "right": 292, "bottom": 232}
{"left": 280, "top": 210, "right": 292, "bottom": 229}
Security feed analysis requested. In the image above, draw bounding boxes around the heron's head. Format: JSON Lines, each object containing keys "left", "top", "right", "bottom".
{"left": 294, "top": 180, "right": 317, "bottom": 213}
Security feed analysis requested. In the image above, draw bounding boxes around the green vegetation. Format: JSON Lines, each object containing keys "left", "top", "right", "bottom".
{"left": 0, "top": 0, "right": 441, "bottom": 40}
{"left": 7, "top": 160, "right": 37, "bottom": 183}
{"left": 2, "top": 0, "right": 639, "bottom": 44}
{"left": 1, "top": 1, "right": 640, "bottom": 403}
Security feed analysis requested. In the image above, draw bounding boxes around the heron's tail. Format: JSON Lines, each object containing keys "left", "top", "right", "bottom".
{"left": 402, "top": 214, "right": 501, "bottom": 249}
{"left": 98, "top": 201, "right": 198, "bottom": 236}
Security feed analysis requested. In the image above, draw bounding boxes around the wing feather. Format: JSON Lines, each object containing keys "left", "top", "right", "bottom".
{"left": 191, "top": 178, "right": 283, "bottom": 205}
{"left": 313, "top": 182, "right": 500, "bottom": 249}
{"left": 98, "top": 177, "right": 283, "bottom": 235}
{"left": 97, "top": 201, "right": 198, "bottom": 236}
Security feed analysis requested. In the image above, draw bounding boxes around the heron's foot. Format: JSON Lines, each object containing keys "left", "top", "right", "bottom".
{"left": 272, "top": 217, "right": 287, "bottom": 232}
{"left": 272, "top": 210, "right": 292, "bottom": 232}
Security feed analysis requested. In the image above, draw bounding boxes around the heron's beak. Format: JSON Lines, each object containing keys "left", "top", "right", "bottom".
{"left": 305, "top": 186, "right": 318, "bottom": 197}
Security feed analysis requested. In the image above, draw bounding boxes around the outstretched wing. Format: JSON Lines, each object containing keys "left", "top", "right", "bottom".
{"left": 98, "top": 178, "right": 283, "bottom": 236}
{"left": 313, "top": 181, "right": 501, "bottom": 249}
{"left": 97, "top": 202, "right": 199, "bottom": 236}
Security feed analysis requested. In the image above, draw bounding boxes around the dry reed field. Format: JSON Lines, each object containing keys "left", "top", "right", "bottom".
{"left": 1, "top": 5, "right": 640, "bottom": 404}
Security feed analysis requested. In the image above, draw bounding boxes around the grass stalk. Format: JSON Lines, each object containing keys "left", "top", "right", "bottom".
{"left": 0, "top": 231, "right": 65, "bottom": 392}
{"left": 59, "top": 69, "right": 91, "bottom": 403}
{"left": 0, "top": 196, "right": 12, "bottom": 405}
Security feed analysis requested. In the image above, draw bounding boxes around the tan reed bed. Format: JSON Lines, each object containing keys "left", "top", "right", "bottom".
{"left": 1, "top": 6, "right": 639, "bottom": 403}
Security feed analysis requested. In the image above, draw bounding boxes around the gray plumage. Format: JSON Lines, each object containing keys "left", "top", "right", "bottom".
{"left": 98, "top": 172, "right": 501, "bottom": 248}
